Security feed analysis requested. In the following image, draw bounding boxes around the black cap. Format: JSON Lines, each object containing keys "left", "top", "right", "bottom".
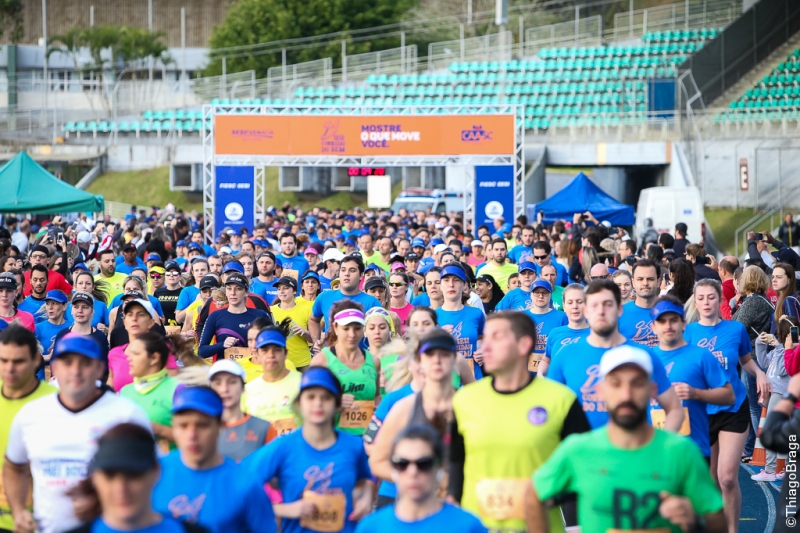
{"left": 675, "top": 222, "right": 688, "bottom": 235}
{"left": 71, "top": 291, "right": 94, "bottom": 306}
{"left": 225, "top": 273, "right": 249, "bottom": 290}
{"left": 89, "top": 432, "right": 157, "bottom": 474}
{"left": 30, "top": 245, "right": 49, "bottom": 257}
{"left": 419, "top": 332, "right": 458, "bottom": 354}
{"left": 0, "top": 272, "right": 17, "bottom": 290}
{"left": 274, "top": 276, "right": 298, "bottom": 291}
{"left": 199, "top": 275, "right": 220, "bottom": 290}
{"left": 123, "top": 243, "right": 137, "bottom": 252}
{"left": 164, "top": 260, "right": 182, "bottom": 272}
{"left": 121, "top": 290, "right": 146, "bottom": 301}
{"left": 405, "top": 252, "right": 420, "bottom": 261}
{"left": 364, "top": 277, "right": 387, "bottom": 291}
{"left": 475, "top": 275, "right": 494, "bottom": 285}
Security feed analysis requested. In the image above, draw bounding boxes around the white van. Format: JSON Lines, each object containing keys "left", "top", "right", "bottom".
{"left": 635, "top": 186, "right": 705, "bottom": 244}
{"left": 391, "top": 189, "right": 465, "bottom": 214}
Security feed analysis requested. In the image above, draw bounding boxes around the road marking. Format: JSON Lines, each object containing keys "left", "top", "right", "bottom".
{"left": 741, "top": 464, "right": 776, "bottom": 533}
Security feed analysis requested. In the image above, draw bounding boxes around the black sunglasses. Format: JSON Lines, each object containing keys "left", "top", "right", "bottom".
{"left": 391, "top": 455, "right": 437, "bottom": 472}
{"left": 533, "top": 255, "right": 548, "bottom": 260}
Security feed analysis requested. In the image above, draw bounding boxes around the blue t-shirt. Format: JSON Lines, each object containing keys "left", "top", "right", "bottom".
{"left": 684, "top": 320, "right": 751, "bottom": 414}
{"left": 109, "top": 293, "right": 165, "bottom": 317}
{"left": 526, "top": 309, "right": 569, "bottom": 360}
{"left": 547, "top": 337, "right": 672, "bottom": 428}
{"left": 198, "top": 308, "right": 269, "bottom": 359}
{"left": 244, "top": 429, "right": 372, "bottom": 533}
{"left": 311, "top": 290, "right": 382, "bottom": 332}
{"left": 508, "top": 245, "right": 533, "bottom": 264}
{"left": 152, "top": 453, "right": 276, "bottom": 533}
{"left": 495, "top": 288, "right": 532, "bottom": 311}
{"left": 35, "top": 320, "right": 72, "bottom": 355}
{"left": 544, "top": 324, "right": 590, "bottom": 361}
{"left": 277, "top": 254, "right": 310, "bottom": 276}
{"left": 250, "top": 277, "right": 278, "bottom": 304}
{"left": 66, "top": 298, "right": 110, "bottom": 327}
{"left": 534, "top": 261, "right": 568, "bottom": 287}
{"left": 319, "top": 275, "right": 333, "bottom": 291}
{"left": 19, "top": 296, "right": 47, "bottom": 323}
{"left": 355, "top": 503, "right": 486, "bottom": 533}
{"left": 618, "top": 301, "right": 659, "bottom": 347}
{"left": 435, "top": 306, "right": 485, "bottom": 380}
{"left": 88, "top": 516, "right": 186, "bottom": 533}
{"left": 116, "top": 259, "right": 147, "bottom": 275}
{"left": 177, "top": 286, "right": 200, "bottom": 311}
{"left": 373, "top": 383, "right": 415, "bottom": 499}
{"left": 411, "top": 293, "right": 431, "bottom": 307}
{"left": 652, "top": 344, "right": 730, "bottom": 456}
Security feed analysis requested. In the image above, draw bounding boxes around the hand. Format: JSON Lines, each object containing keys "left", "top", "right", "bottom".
{"left": 341, "top": 393, "right": 356, "bottom": 410}
{"left": 765, "top": 232, "right": 775, "bottom": 244}
{"left": 96, "top": 323, "right": 108, "bottom": 333}
{"left": 39, "top": 234, "right": 50, "bottom": 245}
{"left": 293, "top": 499, "right": 318, "bottom": 519}
{"left": 671, "top": 382, "right": 695, "bottom": 400}
{"left": 747, "top": 231, "right": 756, "bottom": 241}
{"left": 658, "top": 492, "right": 697, "bottom": 532}
{"left": 348, "top": 490, "right": 373, "bottom": 522}
{"left": 785, "top": 335, "right": 794, "bottom": 350}
{"left": 573, "top": 213, "right": 582, "bottom": 224}
{"left": 223, "top": 336, "right": 238, "bottom": 348}
{"left": 12, "top": 509, "right": 35, "bottom": 533}
{"left": 473, "top": 349, "right": 484, "bottom": 365}
{"left": 756, "top": 371, "right": 772, "bottom": 405}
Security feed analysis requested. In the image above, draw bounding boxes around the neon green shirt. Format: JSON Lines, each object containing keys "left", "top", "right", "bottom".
{"left": 478, "top": 261, "right": 519, "bottom": 292}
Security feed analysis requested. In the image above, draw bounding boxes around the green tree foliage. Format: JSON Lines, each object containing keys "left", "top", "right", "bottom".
{"left": 205, "top": 0, "right": 418, "bottom": 77}
{"left": 0, "top": 0, "right": 22, "bottom": 43}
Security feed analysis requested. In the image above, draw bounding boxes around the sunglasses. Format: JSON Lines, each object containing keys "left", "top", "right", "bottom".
{"left": 533, "top": 255, "right": 548, "bottom": 260}
{"left": 166, "top": 271, "right": 181, "bottom": 276}
{"left": 389, "top": 282, "right": 406, "bottom": 288}
{"left": 590, "top": 274, "right": 610, "bottom": 280}
{"left": 391, "top": 455, "right": 437, "bottom": 473}
{"left": 150, "top": 273, "right": 162, "bottom": 279}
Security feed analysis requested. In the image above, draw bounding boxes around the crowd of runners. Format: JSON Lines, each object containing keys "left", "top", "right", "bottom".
{"left": 0, "top": 204, "right": 796, "bottom": 533}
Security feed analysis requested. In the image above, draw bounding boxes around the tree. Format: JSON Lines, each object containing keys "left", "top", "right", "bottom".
{"left": 204, "top": 0, "right": 418, "bottom": 78}
{"left": 0, "top": 0, "right": 22, "bottom": 43}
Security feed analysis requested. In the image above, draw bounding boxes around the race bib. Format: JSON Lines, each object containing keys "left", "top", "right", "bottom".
{"left": 475, "top": 478, "right": 528, "bottom": 521}
{"left": 224, "top": 347, "right": 249, "bottom": 361}
{"left": 339, "top": 400, "right": 375, "bottom": 429}
{"left": 283, "top": 269, "right": 300, "bottom": 280}
{"left": 651, "top": 407, "right": 691, "bottom": 436}
{"left": 300, "top": 491, "right": 346, "bottom": 532}
{"left": 273, "top": 418, "right": 296, "bottom": 436}
{"left": 527, "top": 353, "right": 541, "bottom": 372}
{"left": 165, "top": 326, "right": 182, "bottom": 336}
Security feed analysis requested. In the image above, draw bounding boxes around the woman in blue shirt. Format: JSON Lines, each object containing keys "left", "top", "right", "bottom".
{"left": 435, "top": 265, "right": 485, "bottom": 379}
{"left": 245, "top": 366, "right": 374, "bottom": 533}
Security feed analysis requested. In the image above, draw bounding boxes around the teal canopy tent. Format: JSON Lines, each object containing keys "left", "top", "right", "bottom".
{"left": 0, "top": 151, "right": 104, "bottom": 214}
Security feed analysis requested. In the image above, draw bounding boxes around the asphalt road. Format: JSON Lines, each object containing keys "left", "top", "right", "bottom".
{"left": 741, "top": 463, "right": 782, "bottom": 533}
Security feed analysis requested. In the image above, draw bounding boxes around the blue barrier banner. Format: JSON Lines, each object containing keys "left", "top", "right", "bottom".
{"left": 215, "top": 166, "right": 255, "bottom": 235}
{"left": 475, "top": 166, "right": 514, "bottom": 227}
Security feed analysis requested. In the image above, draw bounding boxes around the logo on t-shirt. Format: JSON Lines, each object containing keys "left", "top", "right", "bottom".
{"left": 697, "top": 336, "right": 727, "bottom": 369}
{"left": 629, "top": 320, "right": 658, "bottom": 347}
{"left": 168, "top": 494, "right": 206, "bottom": 523}
{"left": 528, "top": 407, "right": 548, "bottom": 426}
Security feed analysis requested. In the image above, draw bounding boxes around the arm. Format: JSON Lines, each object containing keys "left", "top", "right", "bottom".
{"left": 740, "top": 355, "right": 771, "bottom": 403}
{"left": 308, "top": 350, "right": 327, "bottom": 368}
{"left": 524, "top": 482, "right": 552, "bottom": 533}
{"left": 349, "top": 478, "right": 375, "bottom": 522}
{"left": 656, "top": 387, "right": 686, "bottom": 433}
{"left": 658, "top": 495, "right": 727, "bottom": 533}
{"left": 2, "top": 461, "right": 35, "bottom": 533}
{"left": 308, "top": 316, "right": 321, "bottom": 344}
{"left": 785, "top": 343, "right": 800, "bottom": 376}
{"left": 672, "top": 382, "right": 735, "bottom": 406}
{"left": 175, "top": 309, "right": 187, "bottom": 324}
{"left": 447, "top": 416, "right": 465, "bottom": 503}
{"left": 197, "top": 314, "right": 226, "bottom": 359}
{"left": 368, "top": 399, "right": 410, "bottom": 481}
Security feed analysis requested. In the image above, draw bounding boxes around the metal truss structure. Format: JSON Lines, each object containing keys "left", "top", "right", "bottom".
{"left": 202, "top": 103, "right": 524, "bottom": 243}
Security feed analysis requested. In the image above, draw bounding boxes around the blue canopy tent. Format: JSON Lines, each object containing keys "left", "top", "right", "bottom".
{"left": 529, "top": 172, "right": 635, "bottom": 226}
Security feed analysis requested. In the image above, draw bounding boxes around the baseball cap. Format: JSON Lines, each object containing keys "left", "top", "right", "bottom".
{"left": 123, "top": 243, "right": 136, "bottom": 252}
{"left": 219, "top": 246, "right": 233, "bottom": 255}
{"left": 45, "top": 290, "right": 68, "bottom": 304}
{"left": 419, "top": 333, "right": 458, "bottom": 354}
{"left": 475, "top": 274, "right": 494, "bottom": 285}
{"left": 441, "top": 264, "right": 467, "bottom": 282}
{"left": 176, "top": 240, "right": 187, "bottom": 247}
{"left": 322, "top": 248, "right": 345, "bottom": 263}
{"left": 146, "top": 253, "right": 162, "bottom": 262}
{"left": 274, "top": 276, "right": 298, "bottom": 291}
{"left": 333, "top": 308, "right": 366, "bottom": 326}
{"left": 345, "top": 239, "right": 357, "bottom": 247}
{"left": 471, "top": 239, "right": 484, "bottom": 247}
{"left": 225, "top": 273, "right": 249, "bottom": 290}
{"left": 121, "top": 290, "right": 146, "bottom": 301}
{"left": 71, "top": 291, "right": 94, "bottom": 306}
{"left": 302, "top": 271, "right": 320, "bottom": 282}
{"left": 52, "top": 334, "right": 103, "bottom": 361}
{"left": 89, "top": 428, "right": 157, "bottom": 474}
{"left": 365, "top": 264, "right": 384, "bottom": 274}
{"left": 225, "top": 229, "right": 236, "bottom": 236}
{"left": 304, "top": 248, "right": 319, "bottom": 255}
{"left": 430, "top": 238, "right": 444, "bottom": 246}
{"left": 364, "top": 277, "right": 387, "bottom": 291}
{"left": 599, "top": 345, "right": 653, "bottom": 378}
{"left": 187, "top": 243, "right": 203, "bottom": 252}
{"left": 222, "top": 262, "right": 245, "bottom": 275}
{"left": 344, "top": 215, "right": 356, "bottom": 221}
{"left": 208, "top": 359, "right": 246, "bottom": 383}
{"left": 651, "top": 299, "right": 685, "bottom": 321}
{"left": 300, "top": 367, "right": 342, "bottom": 397}
{"left": 411, "top": 238, "right": 425, "bottom": 248}
{"left": 532, "top": 279, "right": 553, "bottom": 292}
{"left": 72, "top": 263, "right": 89, "bottom": 272}
{"left": 405, "top": 252, "right": 420, "bottom": 261}
{"left": 122, "top": 298, "right": 158, "bottom": 320}
{"left": 164, "top": 261, "right": 182, "bottom": 273}
{"left": 199, "top": 275, "right": 220, "bottom": 290}
{"left": 76, "top": 231, "right": 92, "bottom": 244}
{"left": 172, "top": 386, "right": 224, "bottom": 418}
{"left": 433, "top": 244, "right": 450, "bottom": 255}
{"left": 390, "top": 262, "right": 406, "bottom": 271}
{"left": 501, "top": 223, "right": 513, "bottom": 233}
{"left": 255, "top": 329, "right": 287, "bottom": 349}
{"left": 518, "top": 261, "right": 536, "bottom": 273}
{"left": 0, "top": 272, "right": 18, "bottom": 290}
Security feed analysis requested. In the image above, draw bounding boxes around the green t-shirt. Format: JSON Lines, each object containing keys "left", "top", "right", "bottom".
{"left": 552, "top": 285, "right": 564, "bottom": 310}
{"left": 324, "top": 347, "right": 377, "bottom": 435}
{"left": 120, "top": 376, "right": 179, "bottom": 452}
{"left": 533, "top": 427, "right": 723, "bottom": 533}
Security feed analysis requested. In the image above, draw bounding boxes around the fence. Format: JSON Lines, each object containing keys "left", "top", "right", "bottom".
{"left": 265, "top": 58, "right": 332, "bottom": 96}
{"left": 683, "top": 0, "right": 800, "bottom": 106}
{"left": 428, "top": 32, "right": 511, "bottom": 71}
{"left": 345, "top": 45, "right": 418, "bottom": 80}
{"left": 611, "top": 0, "right": 739, "bottom": 41}
{"left": 525, "top": 16, "right": 602, "bottom": 57}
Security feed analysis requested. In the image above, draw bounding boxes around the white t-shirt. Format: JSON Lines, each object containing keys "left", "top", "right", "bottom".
{"left": 466, "top": 292, "right": 485, "bottom": 314}
{"left": 5, "top": 391, "right": 151, "bottom": 533}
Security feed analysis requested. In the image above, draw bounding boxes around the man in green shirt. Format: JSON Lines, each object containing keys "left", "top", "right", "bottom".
{"left": 528, "top": 344, "right": 726, "bottom": 533}
{"left": 540, "top": 264, "right": 564, "bottom": 310}
{"left": 478, "top": 238, "right": 519, "bottom": 293}
{"left": 94, "top": 249, "right": 127, "bottom": 302}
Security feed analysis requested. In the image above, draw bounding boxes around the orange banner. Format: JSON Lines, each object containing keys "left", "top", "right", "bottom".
{"left": 214, "top": 115, "right": 515, "bottom": 156}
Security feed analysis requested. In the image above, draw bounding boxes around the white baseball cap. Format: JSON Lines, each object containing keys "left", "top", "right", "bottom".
{"left": 433, "top": 244, "right": 450, "bottom": 254}
{"left": 76, "top": 231, "right": 92, "bottom": 244}
{"left": 121, "top": 299, "right": 159, "bottom": 320}
{"left": 208, "top": 359, "right": 246, "bottom": 383}
{"left": 471, "top": 239, "right": 484, "bottom": 247}
{"left": 599, "top": 345, "right": 653, "bottom": 378}
{"left": 322, "top": 248, "right": 345, "bottom": 263}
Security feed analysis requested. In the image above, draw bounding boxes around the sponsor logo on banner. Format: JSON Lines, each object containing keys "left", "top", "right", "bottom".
{"left": 359, "top": 124, "right": 422, "bottom": 149}
{"left": 232, "top": 129, "right": 274, "bottom": 141}
{"left": 461, "top": 125, "right": 493, "bottom": 142}
{"left": 321, "top": 121, "right": 346, "bottom": 153}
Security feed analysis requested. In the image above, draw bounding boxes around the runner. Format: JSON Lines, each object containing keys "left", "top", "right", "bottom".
{"left": 448, "top": 311, "right": 590, "bottom": 532}
{"left": 364, "top": 277, "right": 402, "bottom": 334}
{"left": 0, "top": 325, "right": 57, "bottom": 533}
{"left": 68, "top": 271, "right": 109, "bottom": 330}
{"left": 299, "top": 271, "right": 321, "bottom": 305}
{"left": 531, "top": 241, "right": 568, "bottom": 287}
{"left": 107, "top": 276, "right": 166, "bottom": 328}
{"left": 356, "top": 425, "right": 485, "bottom": 533}
{"left": 612, "top": 269, "right": 635, "bottom": 304}
{"left": 151, "top": 386, "right": 277, "bottom": 533}
{"left": 18, "top": 264, "right": 48, "bottom": 320}
{"left": 94, "top": 249, "right": 127, "bottom": 302}
{"left": 23, "top": 245, "right": 73, "bottom": 297}
{"left": 618, "top": 259, "right": 661, "bottom": 347}
{"left": 477, "top": 239, "right": 517, "bottom": 292}
{"left": 547, "top": 279, "right": 684, "bottom": 430}
{"left": 364, "top": 307, "right": 401, "bottom": 394}
{"left": 242, "top": 324, "right": 302, "bottom": 436}
{"left": 388, "top": 272, "right": 414, "bottom": 334}
{"left": 175, "top": 258, "right": 209, "bottom": 324}
{"left": 525, "top": 279, "right": 568, "bottom": 374}
{"left": 412, "top": 268, "right": 443, "bottom": 310}
{"left": 251, "top": 251, "right": 279, "bottom": 304}
{"left": 277, "top": 233, "right": 310, "bottom": 275}
{"left": 508, "top": 225, "right": 536, "bottom": 263}
{"left": 155, "top": 260, "right": 183, "bottom": 327}
{"left": 539, "top": 283, "right": 590, "bottom": 376}
{"left": 208, "top": 359, "right": 274, "bottom": 462}
{"left": 435, "top": 265, "right": 485, "bottom": 379}
{"left": 528, "top": 345, "right": 726, "bottom": 532}
{"left": 64, "top": 423, "right": 210, "bottom": 533}
{"left": 494, "top": 261, "right": 536, "bottom": 311}
{"left": 650, "top": 295, "right": 734, "bottom": 458}
{"left": 540, "top": 264, "right": 564, "bottom": 310}
{"left": 310, "top": 301, "right": 380, "bottom": 436}
{"left": 244, "top": 366, "right": 374, "bottom": 533}
{"left": 181, "top": 275, "right": 219, "bottom": 340}
{"left": 319, "top": 248, "right": 343, "bottom": 291}
{"left": 684, "top": 279, "right": 770, "bottom": 533}
{"left": 54, "top": 292, "right": 110, "bottom": 380}
{"left": 0, "top": 272, "right": 35, "bottom": 331}
{"left": 3, "top": 334, "right": 150, "bottom": 533}
{"left": 34, "top": 290, "right": 71, "bottom": 363}
{"left": 270, "top": 276, "right": 313, "bottom": 370}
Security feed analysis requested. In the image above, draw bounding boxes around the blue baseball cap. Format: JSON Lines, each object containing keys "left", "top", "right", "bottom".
{"left": 419, "top": 334, "right": 457, "bottom": 354}
{"left": 365, "top": 264, "right": 383, "bottom": 273}
{"left": 300, "top": 367, "right": 342, "bottom": 398}
{"left": 52, "top": 334, "right": 103, "bottom": 361}
{"left": 176, "top": 240, "right": 186, "bottom": 247}
{"left": 146, "top": 253, "right": 161, "bottom": 262}
{"left": 345, "top": 239, "right": 357, "bottom": 247}
{"left": 502, "top": 223, "right": 513, "bottom": 233}
{"left": 222, "top": 262, "right": 245, "bottom": 275}
{"left": 301, "top": 271, "right": 320, "bottom": 282}
{"left": 411, "top": 238, "right": 425, "bottom": 248}
{"left": 72, "top": 263, "right": 88, "bottom": 272}
{"left": 430, "top": 238, "right": 444, "bottom": 247}
{"left": 441, "top": 264, "right": 467, "bottom": 282}
{"left": 344, "top": 215, "right": 356, "bottom": 222}
{"left": 172, "top": 386, "right": 223, "bottom": 418}
{"left": 651, "top": 299, "right": 685, "bottom": 321}
{"left": 532, "top": 279, "right": 553, "bottom": 292}
{"left": 256, "top": 329, "right": 287, "bottom": 349}
{"left": 187, "top": 243, "right": 203, "bottom": 252}
{"left": 45, "top": 290, "right": 68, "bottom": 304}
{"left": 274, "top": 257, "right": 283, "bottom": 268}
{"left": 518, "top": 261, "right": 536, "bottom": 273}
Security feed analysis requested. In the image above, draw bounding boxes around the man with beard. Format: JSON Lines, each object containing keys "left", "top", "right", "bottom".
{"left": 95, "top": 249, "right": 127, "bottom": 301}
{"left": 251, "top": 251, "right": 279, "bottom": 303}
{"left": 547, "top": 279, "right": 684, "bottom": 430}
{"left": 528, "top": 345, "right": 727, "bottom": 533}
{"left": 618, "top": 259, "right": 661, "bottom": 347}
{"left": 478, "top": 239, "right": 518, "bottom": 292}
{"left": 19, "top": 265, "right": 48, "bottom": 320}
{"left": 276, "top": 233, "right": 309, "bottom": 276}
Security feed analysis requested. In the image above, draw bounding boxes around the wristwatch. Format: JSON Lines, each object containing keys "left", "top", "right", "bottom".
{"left": 783, "top": 392, "right": 799, "bottom": 404}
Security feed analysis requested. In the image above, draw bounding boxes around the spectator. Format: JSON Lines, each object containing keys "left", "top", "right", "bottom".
{"left": 11, "top": 219, "right": 30, "bottom": 254}
{"left": 685, "top": 244, "right": 720, "bottom": 281}
{"left": 771, "top": 262, "right": 800, "bottom": 333}
{"left": 673, "top": 222, "right": 690, "bottom": 256}
{"left": 718, "top": 256, "right": 739, "bottom": 305}
{"left": 657, "top": 232, "right": 675, "bottom": 253}
{"left": 778, "top": 213, "right": 800, "bottom": 250}
{"left": 666, "top": 259, "right": 695, "bottom": 304}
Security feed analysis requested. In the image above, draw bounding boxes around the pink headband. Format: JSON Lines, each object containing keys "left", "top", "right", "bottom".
{"left": 333, "top": 309, "right": 366, "bottom": 325}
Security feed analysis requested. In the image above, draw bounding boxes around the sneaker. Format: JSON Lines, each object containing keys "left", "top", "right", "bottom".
{"left": 777, "top": 471, "right": 786, "bottom": 480}
{"left": 751, "top": 469, "right": 778, "bottom": 482}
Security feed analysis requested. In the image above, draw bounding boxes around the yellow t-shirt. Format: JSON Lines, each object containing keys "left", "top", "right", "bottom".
{"left": 271, "top": 302, "right": 313, "bottom": 368}
{"left": 94, "top": 272, "right": 127, "bottom": 302}
{"left": 239, "top": 355, "right": 297, "bottom": 383}
{"left": 242, "top": 370, "right": 302, "bottom": 423}
{"left": 184, "top": 298, "right": 205, "bottom": 329}
{"left": 478, "top": 261, "right": 519, "bottom": 292}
